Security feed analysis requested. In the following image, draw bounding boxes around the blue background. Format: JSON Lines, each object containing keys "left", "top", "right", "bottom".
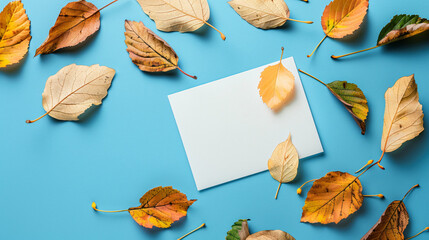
{"left": 1, "top": 0, "right": 428, "bottom": 239}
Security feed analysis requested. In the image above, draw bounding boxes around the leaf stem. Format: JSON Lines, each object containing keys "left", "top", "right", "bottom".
{"left": 355, "top": 160, "right": 374, "bottom": 173}
{"left": 297, "top": 179, "right": 317, "bottom": 195}
{"left": 286, "top": 18, "right": 313, "bottom": 24}
{"left": 363, "top": 194, "right": 384, "bottom": 198}
{"left": 98, "top": 0, "right": 119, "bottom": 12}
{"left": 26, "top": 112, "right": 49, "bottom": 123}
{"left": 406, "top": 227, "right": 429, "bottom": 240}
{"left": 298, "top": 69, "right": 328, "bottom": 87}
{"left": 92, "top": 202, "right": 128, "bottom": 213}
{"left": 401, "top": 184, "right": 419, "bottom": 201}
{"left": 204, "top": 21, "right": 226, "bottom": 41}
{"left": 331, "top": 45, "right": 380, "bottom": 59}
{"left": 178, "top": 223, "right": 206, "bottom": 240}
{"left": 275, "top": 182, "right": 282, "bottom": 199}
{"left": 177, "top": 66, "right": 197, "bottom": 79}
{"left": 307, "top": 35, "right": 327, "bottom": 58}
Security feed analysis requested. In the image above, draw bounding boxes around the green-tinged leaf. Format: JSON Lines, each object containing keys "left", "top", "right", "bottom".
{"left": 226, "top": 219, "right": 250, "bottom": 240}
{"left": 378, "top": 14, "right": 429, "bottom": 45}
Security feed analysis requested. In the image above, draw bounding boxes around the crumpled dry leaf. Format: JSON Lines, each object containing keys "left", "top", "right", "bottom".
{"left": 381, "top": 75, "right": 424, "bottom": 153}
{"left": 124, "top": 20, "right": 196, "bottom": 79}
{"left": 226, "top": 219, "right": 250, "bottom": 240}
{"left": 26, "top": 64, "right": 115, "bottom": 123}
{"left": 0, "top": 0, "right": 31, "bottom": 68}
{"left": 35, "top": 0, "right": 116, "bottom": 56}
{"left": 247, "top": 230, "right": 295, "bottom": 240}
{"left": 301, "top": 171, "right": 363, "bottom": 224}
{"left": 228, "top": 0, "right": 312, "bottom": 29}
{"left": 258, "top": 48, "right": 295, "bottom": 111}
{"left": 136, "top": 0, "right": 225, "bottom": 40}
{"left": 268, "top": 134, "right": 299, "bottom": 199}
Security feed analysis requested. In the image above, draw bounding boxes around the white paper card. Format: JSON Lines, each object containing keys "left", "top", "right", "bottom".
{"left": 168, "top": 57, "right": 323, "bottom": 190}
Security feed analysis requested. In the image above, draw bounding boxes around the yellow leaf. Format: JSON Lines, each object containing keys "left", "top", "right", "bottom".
{"left": 0, "top": 0, "right": 31, "bottom": 68}
{"left": 136, "top": 0, "right": 226, "bottom": 40}
{"left": 258, "top": 48, "right": 295, "bottom": 111}
{"left": 268, "top": 134, "right": 299, "bottom": 199}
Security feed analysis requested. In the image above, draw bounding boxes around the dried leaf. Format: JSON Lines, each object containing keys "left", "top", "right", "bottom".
{"left": 26, "top": 64, "right": 115, "bottom": 123}
{"left": 226, "top": 219, "right": 250, "bottom": 240}
{"left": 228, "top": 0, "right": 312, "bottom": 29}
{"left": 268, "top": 134, "right": 299, "bottom": 199}
{"left": 0, "top": 0, "right": 31, "bottom": 68}
{"left": 301, "top": 171, "right": 363, "bottom": 224}
{"left": 124, "top": 20, "right": 196, "bottom": 79}
{"left": 136, "top": 0, "right": 226, "bottom": 40}
{"left": 247, "top": 230, "right": 296, "bottom": 240}
{"left": 258, "top": 48, "right": 295, "bottom": 111}
{"left": 308, "top": 0, "right": 368, "bottom": 57}
{"left": 381, "top": 75, "right": 424, "bottom": 153}
{"left": 35, "top": 0, "right": 117, "bottom": 56}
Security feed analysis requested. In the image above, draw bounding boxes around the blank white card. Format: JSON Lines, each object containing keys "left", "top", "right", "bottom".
{"left": 169, "top": 57, "right": 323, "bottom": 190}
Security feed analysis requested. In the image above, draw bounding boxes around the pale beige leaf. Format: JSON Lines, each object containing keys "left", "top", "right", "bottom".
{"left": 381, "top": 75, "right": 424, "bottom": 152}
{"left": 228, "top": 0, "right": 290, "bottom": 29}
{"left": 268, "top": 134, "right": 299, "bottom": 183}
{"left": 27, "top": 64, "right": 115, "bottom": 123}
{"left": 247, "top": 230, "right": 296, "bottom": 240}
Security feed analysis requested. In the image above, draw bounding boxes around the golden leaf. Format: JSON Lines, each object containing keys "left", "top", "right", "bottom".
{"left": 258, "top": 48, "right": 295, "bottom": 111}
{"left": 228, "top": 0, "right": 312, "bottom": 29}
{"left": 136, "top": 0, "right": 225, "bottom": 40}
{"left": 268, "top": 134, "right": 299, "bottom": 199}
{"left": 0, "top": 0, "right": 31, "bottom": 68}
{"left": 124, "top": 20, "right": 196, "bottom": 79}
{"left": 26, "top": 64, "right": 115, "bottom": 123}
{"left": 247, "top": 230, "right": 296, "bottom": 240}
{"left": 381, "top": 75, "right": 424, "bottom": 153}
{"left": 301, "top": 171, "right": 363, "bottom": 224}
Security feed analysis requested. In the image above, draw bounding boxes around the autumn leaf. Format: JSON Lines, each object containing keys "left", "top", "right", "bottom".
{"left": 299, "top": 69, "right": 369, "bottom": 134}
{"left": 332, "top": 14, "right": 429, "bottom": 59}
{"left": 35, "top": 0, "right": 117, "bottom": 56}
{"left": 361, "top": 184, "right": 419, "bottom": 240}
{"left": 124, "top": 20, "right": 196, "bottom": 79}
{"left": 268, "top": 134, "right": 299, "bottom": 199}
{"left": 136, "top": 0, "right": 226, "bottom": 40}
{"left": 258, "top": 47, "right": 295, "bottom": 111}
{"left": 228, "top": 0, "right": 312, "bottom": 29}
{"left": 308, "top": 0, "right": 368, "bottom": 57}
{"left": 301, "top": 171, "right": 363, "bottom": 224}
{"left": 26, "top": 64, "right": 115, "bottom": 123}
{"left": 226, "top": 219, "right": 250, "bottom": 240}
{"left": 247, "top": 230, "right": 296, "bottom": 240}
{"left": 92, "top": 186, "right": 196, "bottom": 229}
{"left": 0, "top": 0, "right": 31, "bottom": 68}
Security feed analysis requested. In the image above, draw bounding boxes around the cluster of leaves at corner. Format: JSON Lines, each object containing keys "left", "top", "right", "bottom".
{"left": 226, "top": 219, "right": 295, "bottom": 240}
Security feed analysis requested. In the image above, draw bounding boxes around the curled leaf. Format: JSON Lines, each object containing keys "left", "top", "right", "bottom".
{"left": 0, "top": 0, "right": 31, "bottom": 68}
{"left": 268, "top": 134, "right": 299, "bottom": 199}
{"left": 258, "top": 48, "right": 295, "bottom": 111}
{"left": 226, "top": 219, "right": 250, "bottom": 240}
{"left": 228, "top": 0, "right": 312, "bottom": 29}
{"left": 301, "top": 171, "right": 363, "bottom": 224}
{"left": 247, "top": 230, "right": 295, "bottom": 240}
{"left": 136, "top": 0, "right": 225, "bottom": 40}
{"left": 124, "top": 20, "right": 196, "bottom": 79}
{"left": 26, "top": 64, "right": 115, "bottom": 123}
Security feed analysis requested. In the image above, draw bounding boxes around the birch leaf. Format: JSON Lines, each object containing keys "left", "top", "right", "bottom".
{"left": 268, "top": 134, "right": 299, "bottom": 199}
{"left": 226, "top": 219, "right": 250, "bottom": 240}
{"left": 381, "top": 75, "right": 424, "bottom": 153}
{"left": 258, "top": 47, "right": 295, "bottom": 111}
{"left": 308, "top": 0, "right": 368, "bottom": 57}
{"left": 228, "top": 0, "right": 312, "bottom": 29}
{"left": 35, "top": 0, "right": 117, "bottom": 56}
{"left": 26, "top": 64, "right": 115, "bottom": 123}
{"left": 136, "top": 0, "right": 226, "bottom": 40}
{"left": 247, "top": 230, "right": 296, "bottom": 240}
{"left": 301, "top": 171, "right": 363, "bottom": 224}
{"left": 0, "top": 0, "right": 31, "bottom": 68}
{"left": 124, "top": 20, "right": 196, "bottom": 79}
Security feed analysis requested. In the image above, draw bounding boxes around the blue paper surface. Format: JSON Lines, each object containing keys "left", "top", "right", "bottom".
{"left": 0, "top": 0, "right": 428, "bottom": 239}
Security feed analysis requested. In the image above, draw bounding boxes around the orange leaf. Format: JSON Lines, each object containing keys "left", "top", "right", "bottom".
{"left": 0, "top": 0, "right": 31, "bottom": 68}
{"left": 258, "top": 48, "right": 295, "bottom": 111}
{"left": 301, "top": 171, "right": 363, "bottom": 224}
{"left": 128, "top": 186, "right": 196, "bottom": 229}
{"left": 35, "top": 0, "right": 117, "bottom": 56}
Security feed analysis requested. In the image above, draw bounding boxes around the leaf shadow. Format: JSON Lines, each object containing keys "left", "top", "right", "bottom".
{"left": 381, "top": 30, "right": 429, "bottom": 53}
{"left": 385, "top": 130, "right": 426, "bottom": 166}
{"left": 0, "top": 51, "right": 29, "bottom": 77}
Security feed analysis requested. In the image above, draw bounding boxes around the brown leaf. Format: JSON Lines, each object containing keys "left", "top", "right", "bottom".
{"left": 124, "top": 20, "right": 196, "bottom": 79}
{"left": 247, "top": 230, "right": 296, "bottom": 240}
{"left": 226, "top": 219, "right": 250, "bottom": 240}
